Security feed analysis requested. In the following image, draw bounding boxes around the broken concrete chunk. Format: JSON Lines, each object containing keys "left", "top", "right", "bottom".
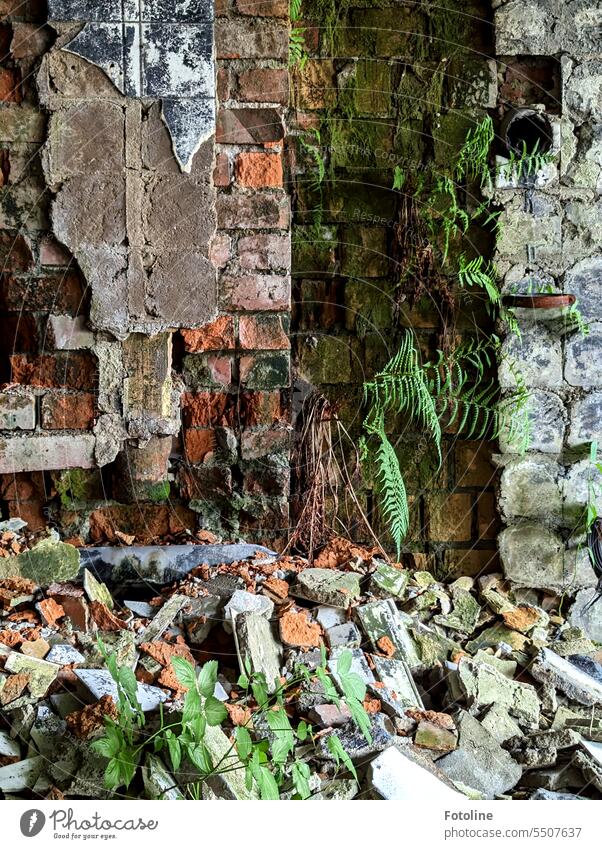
{"left": 415, "top": 719, "right": 457, "bottom": 753}
{"left": 531, "top": 788, "right": 585, "bottom": 800}
{"left": 367, "top": 745, "right": 460, "bottom": 800}
{"left": 328, "top": 646, "right": 375, "bottom": 693}
{"left": 531, "top": 648, "right": 602, "bottom": 706}
{"left": 224, "top": 589, "right": 274, "bottom": 632}
{"left": 143, "top": 754, "right": 184, "bottom": 800}
{"left": 234, "top": 612, "right": 282, "bottom": 694}
{"left": 434, "top": 586, "right": 481, "bottom": 634}
{"left": 0, "top": 536, "right": 80, "bottom": 585}
{"left": 457, "top": 658, "right": 540, "bottom": 729}
{"left": 371, "top": 656, "right": 424, "bottom": 710}
{"left": 309, "top": 702, "right": 352, "bottom": 728}
{"left": 0, "top": 730, "right": 20, "bottom": 759}
{"left": 315, "top": 606, "right": 346, "bottom": 630}
{"left": 569, "top": 589, "right": 602, "bottom": 643}
{"left": 472, "top": 649, "right": 517, "bottom": 679}
{"left": 45, "top": 644, "right": 86, "bottom": 665}
{"left": 480, "top": 703, "right": 523, "bottom": 745}
{"left": 568, "top": 654, "right": 602, "bottom": 685}
{"left": 180, "top": 593, "right": 222, "bottom": 645}
{"left": 123, "top": 600, "right": 155, "bottom": 618}
{"left": 83, "top": 568, "right": 114, "bottom": 610}
{"left": 325, "top": 622, "right": 361, "bottom": 648}
{"left": 356, "top": 599, "right": 421, "bottom": 668}
{"left": 75, "top": 669, "right": 167, "bottom": 712}
{"left": 135, "top": 594, "right": 187, "bottom": 644}
{"left": 370, "top": 560, "right": 409, "bottom": 599}
{"left": 437, "top": 711, "right": 522, "bottom": 799}
{"left": 80, "top": 544, "right": 276, "bottom": 586}
{"left": 318, "top": 713, "right": 393, "bottom": 763}
{"left": 0, "top": 756, "right": 44, "bottom": 792}
{"left": 295, "top": 568, "right": 361, "bottom": 609}
{"left": 4, "top": 652, "right": 60, "bottom": 698}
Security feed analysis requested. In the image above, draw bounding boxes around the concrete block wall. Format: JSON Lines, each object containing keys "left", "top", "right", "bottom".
{"left": 494, "top": 0, "right": 602, "bottom": 592}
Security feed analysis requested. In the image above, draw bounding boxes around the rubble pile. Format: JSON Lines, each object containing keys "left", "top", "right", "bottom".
{"left": 1, "top": 527, "right": 602, "bottom": 800}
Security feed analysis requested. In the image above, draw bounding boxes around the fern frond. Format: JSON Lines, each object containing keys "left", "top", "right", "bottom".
{"left": 373, "top": 431, "right": 408, "bottom": 559}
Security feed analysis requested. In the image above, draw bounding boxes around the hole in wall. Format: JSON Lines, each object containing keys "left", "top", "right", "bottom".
{"left": 504, "top": 109, "right": 554, "bottom": 156}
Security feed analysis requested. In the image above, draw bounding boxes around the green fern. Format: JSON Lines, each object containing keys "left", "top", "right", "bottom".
{"left": 457, "top": 254, "right": 501, "bottom": 306}
{"left": 363, "top": 333, "right": 530, "bottom": 556}
{"left": 455, "top": 115, "right": 494, "bottom": 187}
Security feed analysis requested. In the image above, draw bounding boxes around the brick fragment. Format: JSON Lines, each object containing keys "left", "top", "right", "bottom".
{"left": 235, "top": 152, "right": 283, "bottom": 187}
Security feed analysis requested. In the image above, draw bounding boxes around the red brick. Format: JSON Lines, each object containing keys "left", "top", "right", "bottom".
{"left": 0, "top": 313, "right": 38, "bottom": 353}
{"left": 238, "top": 391, "right": 284, "bottom": 427}
{"left": 209, "top": 233, "right": 231, "bottom": 268}
{"left": 235, "top": 152, "right": 283, "bottom": 187}
{"left": 41, "top": 392, "right": 96, "bottom": 430}
{"left": 235, "top": 0, "right": 288, "bottom": 15}
{"left": 8, "top": 499, "right": 46, "bottom": 531}
{"left": 10, "top": 22, "right": 52, "bottom": 59}
{"left": 216, "top": 108, "right": 284, "bottom": 145}
{"left": 240, "top": 426, "right": 291, "bottom": 460}
{"left": 0, "top": 232, "right": 33, "bottom": 272}
{"left": 180, "top": 316, "right": 235, "bottom": 352}
{"left": 181, "top": 392, "right": 234, "bottom": 428}
{"left": 0, "top": 272, "right": 85, "bottom": 314}
{"left": 88, "top": 505, "right": 195, "bottom": 545}
{"left": 39, "top": 237, "right": 72, "bottom": 266}
{"left": 217, "top": 193, "right": 289, "bottom": 229}
{"left": 239, "top": 314, "right": 289, "bottom": 350}
{"left": 215, "top": 19, "right": 288, "bottom": 60}
{"left": 237, "top": 233, "right": 289, "bottom": 271}
{"left": 10, "top": 353, "right": 97, "bottom": 390}
{"left": 217, "top": 68, "right": 230, "bottom": 102}
{"left": 178, "top": 464, "right": 232, "bottom": 500}
{"left": 222, "top": 274, "right": 290, "bottom": 311}
{"left": 213, "top": 151, "right": 231, "bottom": 187}
{"left": 184, "top": 429, "right": 217, "bottom": 463}
{"left": 237, "top": 68, "right": 288, "bottom": 104}
{"left": 0, "top": 470, "right": 45, "bottom": 500}
{"left": 0, "top": 67, "right": 21, "bottom": 102}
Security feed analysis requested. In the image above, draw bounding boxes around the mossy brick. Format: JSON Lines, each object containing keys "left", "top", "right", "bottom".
{"left": 432, "top": 112, "right": 483, "bottom": 172}
{"left": 183, "top": 354, "right": 233, "bottom": 390}
{"left": 426, "top": 492, "right": 474, "bottom": 543}
{"left": 294, "top": 59, "right": 337, "bottom": 110}
{"left": 0, "top": 106, "right": 45, "bottom": 143}
{"left": 339, "top": 225, "right": 390, "bottom": 278}
{"left": 324, "top": 180, "right": 397, "bottom": 224}
{"left": 52, "top": 469, "right": 105, "bottom": 507}
{"left": 352, "top": 60, "right": 394, "bottom": 116}
{"left": 297, "top": 335, "right": 359, "bottom": 385}
{"left": 329, "top": 119, "right": 395, "bottom": 170}
{"left": 0, "top": 536, "right": 80, "bottom": 585}
{"left": 344, "top": 278, "right": 396, "bottom": 334}
{"left": 292, "top": 226, "right": 338, "bottom": 272}
{"left": 239, "top": 352, "right": 290, "bottom": 390}
{"left": 341, "top": 8, "right": 427, "bottom": 57}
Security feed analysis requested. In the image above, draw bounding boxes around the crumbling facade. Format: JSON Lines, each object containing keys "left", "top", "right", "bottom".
{"left": 494, "top": 1, "right": 601, "bottom": 624}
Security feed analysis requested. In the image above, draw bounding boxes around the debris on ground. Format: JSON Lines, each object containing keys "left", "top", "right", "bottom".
{"left": 1, "top": 522, "right": 602, "bottom": 800}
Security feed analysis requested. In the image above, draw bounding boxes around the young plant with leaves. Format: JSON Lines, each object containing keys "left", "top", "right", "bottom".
{"left": 92, "top": 646, "right": 370, "bottom": 800}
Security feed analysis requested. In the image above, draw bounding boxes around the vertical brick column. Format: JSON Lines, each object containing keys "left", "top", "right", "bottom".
{"left": 177, "top": 0, "right": 291, "bottom": 546}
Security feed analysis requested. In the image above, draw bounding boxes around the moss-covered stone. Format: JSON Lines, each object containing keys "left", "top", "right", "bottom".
{"left": 0, "top": 536, "right": 80, "bottom": 585}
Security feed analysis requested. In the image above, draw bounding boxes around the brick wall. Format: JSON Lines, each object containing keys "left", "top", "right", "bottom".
{"left": 290, "top": 1, "right": 502, "bottom": 574}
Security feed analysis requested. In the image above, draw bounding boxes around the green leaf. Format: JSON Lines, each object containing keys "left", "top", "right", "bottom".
{"left": 327, "top": 734, "right": 357, "bottom": 781}
{"left": 197, "top": 660, "right": 219, "bottom": 698}
{"left": 204, "top": 695, "right": 228, "bottom": 726}
{"left": 336, "top": 650, "right": 352, "bottom": 676}
{"left": 118, "top": 666, "right": 138, "bottom": 699}
{"left": 237, "top": 673, "right": 249, "bottom": 689}
{"left": 235, "top": 726, "right": 253, "bottom": 762}
{"left": 292, "top": 762, "right": 312, "bottom": 800}
{"left": 172, "top": 656, "right": 196, "bottom": 690}
{"left": 188, "top": 743, "right": 213, "bottom": 774}
{"left": 256, "top": 766, "right": 280, "bottom": 800}
{"left": 340, "top": 671, "right": 366, "bottom": 703}
{"left": 296, "top": 721, "right": 308, "bottom": 742}
{"left": 104, "top": 757, "right": 121, "bottom": 789}
{"left": 167, "top": 735, "right": 182, "bottom": 771}
{"left": 251, "top": 680, "right": 268, "bottom": 708}
{"left": 92, "top": 737, "right": 118, "bottom": 759}
{"left": 182, "top": 688, "right": 201, "bottom": 725}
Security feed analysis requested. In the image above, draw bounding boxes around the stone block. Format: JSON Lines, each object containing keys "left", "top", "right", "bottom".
{"left": 239, "top": 352, "right": 290, "bottom": 390}
{"left": 503, "top": 389, "right": 566, "bottom": 454}
{"left": 0, "top": 392, "right": 35, "bottom": 430}
{"left": 499, "top": 523, "right": 567, "bottom": 592}
{"left": 565, "top": 323, "right": 602, "bottom": 388}
{"left": 48, "top": 315, "right": 94, "bottom": 350}
{"left": 0, "top": 433, "right": 96, "bottom": 472}
{"left": 565, "top": 258, "right": 602, "bottom": 323}
{"left": 221, "top": 274, "right": 290, "bottom": 311}
{"left": 46, "top": 102, "right": 124, "bottom": 179}
{"left": 145, "top": 250, "right": 217, "bottom": 328}
{"left": 495, "top": 0, "right": 561, "bottom": 54}
{"left": 565, "top": 61, "right": 602, "bottom": 124}
{"left": 499, "top": 457, "right": 563, "bottom": 523}
{"left": 425, "top": 493, "right": 473, "bottom": 542}
{"left": 215, "top": 19, "right": 288, "bottom": 60}
{"left": 562, "top": 459, "right": 602, "bottom": 528}
{"left": 142, "top": 175, "right": 215, "bottom": 249}
{"left": 569, "top": 391, "right": 602, "bottom": 447}
{"left": 499, "top": 326, "right": 563, "bottom": 390}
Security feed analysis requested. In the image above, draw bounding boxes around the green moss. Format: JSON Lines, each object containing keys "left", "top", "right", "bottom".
{"left": 54, "top": 469, "right": 102, "bottom": 507}
{"left": 146, "top": 481, "right": 171, "bottom": 502}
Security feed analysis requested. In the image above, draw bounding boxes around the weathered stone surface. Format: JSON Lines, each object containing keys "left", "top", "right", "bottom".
{"left": 499, "top": 457, "right": 563, "bottom": 523}
{"left": 457, "top": 658, "right": 540, "bottom": 729}
{"left": 562, "top": 459, "right": 602, "bottom": 528}
{"left": 356, "top": 600, "right": 421, "bottom": 667}
{"left": 5, "top": 653, "right": 60, "bottom": 698}
{"left": 566, "top": 323, "right": 602, "bottom": 388}
{"left": 135, "top": 595, "right": 188, "bottom": 644}
{"left": 224, "top": 589, "right": 274, "bottom": 631}
{"left": 0, "top": 756, "right": 44, "bottom": 793}
{"left": 319, "top": 713, "right": 393, "bottom": 764}
{"left": 438, "top": 711, "right": 522, "bottom": 799}
{"left": 367, "top": 745, "right": 459, "bottom": 800}
{"left": 370, "top": 560, "right": 409, "bottom": 599}
{"left": 142, "top": 753, "right": 184, "bottom": 800}
{"left": 569, "top": 590, "right": 602, "bottom": 643}
{"left": 569, "top": 392, "right": 602, "bottom": 447}
{"left": 326, "top": 622, "right": 361, "bottom": 648}
{"left": 499, "top": 326, "right": 563, "bottom": 390}
{"left": 499, "top": 524, "right": 568, "bottom": 591}
{"left": 75, "top": 668, "right": 167, "bottom": 711}
{"left": 372, "top": 656, "right": 424, "bottom": 711}
{"left": 0, "top": 392, "right": 36, "bottom": 431}
{"left": 531, "top": 648, "right": 602, "bottom": 707}
{"left": 0, "top": 537, "right": 80, "bottom": 585}
{"left": 0, "top": 433, "right": 96, "bottom": 473}
{"left": 235, "top": 612, "right": 282, "bottom": 693}
{"left": 506, "top": 390, "right": 566, "bottom": 454}
{"left": 294, "top": 568, "right": 361, "bottom": 609}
